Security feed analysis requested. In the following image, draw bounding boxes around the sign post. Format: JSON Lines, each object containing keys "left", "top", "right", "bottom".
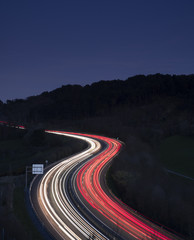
{"left": 32, "top": 164, "right": 44, "bottom": 174}
{"left": 25, "top": 164, "right": 44, "bottom": 190}
{"left": 25, "top": 166, "right": 31, "bottom": 190}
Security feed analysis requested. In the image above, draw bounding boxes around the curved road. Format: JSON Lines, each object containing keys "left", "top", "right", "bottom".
{"left": 30, "top": 131, "right": 182, "bottom": 240}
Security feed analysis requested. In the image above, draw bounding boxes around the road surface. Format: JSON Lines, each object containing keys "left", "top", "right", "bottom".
{"left": 30, "top": 131, "right": 182, "bottom": 240}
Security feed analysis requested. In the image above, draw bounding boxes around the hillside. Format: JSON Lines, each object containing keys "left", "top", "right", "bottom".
{"left": 1, "top": 73, "right": 194, "bottom": 238}
{"left": 0, "top": 74, "right": 194, "bottom": 127}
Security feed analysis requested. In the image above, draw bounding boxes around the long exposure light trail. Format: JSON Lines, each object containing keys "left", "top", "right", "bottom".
{"left": 30, "top": 130, "right": 182, "bottom": 240}
{"left": 75, "top": 134, "right": 177, "bottom": 240}
{"left": 30, "top": 131, "right": 108, "bottom": 240}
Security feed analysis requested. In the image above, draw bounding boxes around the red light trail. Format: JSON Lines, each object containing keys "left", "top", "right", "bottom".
{"left": 31, "top": 130, "right": 182, "bottom": 240}
{"left": 0, "top": 122, "right": 184, "bottom": 239}
{"left": 60, "top": 132, "right": 181, "bottom": 240}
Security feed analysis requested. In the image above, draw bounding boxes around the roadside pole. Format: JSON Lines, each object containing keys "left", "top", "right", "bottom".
{"left": 25, "top": 164, "right": 44, "bottom": 190}
{"left": 25, "top": 166, "right": 32, "bottom": 191}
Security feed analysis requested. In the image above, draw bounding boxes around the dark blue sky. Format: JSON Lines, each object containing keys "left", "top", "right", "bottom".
{"left": 1, "top": 0, "right": 194, "bottom": 102}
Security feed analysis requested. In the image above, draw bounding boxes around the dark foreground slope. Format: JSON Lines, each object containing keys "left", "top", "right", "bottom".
{"left": 0, "top": 125, "right": 87, "bottom": 240}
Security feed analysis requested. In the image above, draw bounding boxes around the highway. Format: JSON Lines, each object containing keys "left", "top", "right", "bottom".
{"left": 30, "top": 131, "right": 182, "bottom": 240}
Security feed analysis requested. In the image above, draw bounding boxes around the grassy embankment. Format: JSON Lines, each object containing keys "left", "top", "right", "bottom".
{"left": 106, "top": 134, "right": 194, "bottom": 238}
{"left": 158, "top": 135, "right": 194, "bottom": 179}
{"left": 13, "top": 186, "right": 44, "bottom": 240}
{"left": 0, "top": 127, "right": 87, "bottom": 240}
{"left": 0, "top": 130, "right": 87, "bottom": 177}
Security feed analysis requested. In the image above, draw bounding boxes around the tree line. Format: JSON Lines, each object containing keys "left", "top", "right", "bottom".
{"left": 0, "top": 74, "right": 194, "bottom": 124}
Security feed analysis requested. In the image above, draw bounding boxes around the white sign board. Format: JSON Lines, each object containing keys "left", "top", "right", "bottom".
{"left": 32, "top": 164, "right": 44, "bottom": 174}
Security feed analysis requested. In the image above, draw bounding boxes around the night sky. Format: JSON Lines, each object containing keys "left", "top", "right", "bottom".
{"left": 1, "top": 0, "right": 194, "bottom": 102}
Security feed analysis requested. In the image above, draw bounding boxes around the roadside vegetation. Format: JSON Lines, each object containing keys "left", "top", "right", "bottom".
{"left": 0, "top": 125, "right": 87, "bottom": 240}
{"left": 0, "top": 125, "right": 87, "bottom": 177}
{"left": 108, "top": 138, "right": 194, "bottom": 239}
{"left": 158, "top": 135, "right": 194, "bottom": 178}
{"left": 13, "top": 186, "right": 44, "bottom": 240}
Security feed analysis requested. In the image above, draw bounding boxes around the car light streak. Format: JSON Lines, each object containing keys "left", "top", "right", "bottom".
{"left": 75, "top": 133, "right": 182, "bottom": 240}
{"left": 30, "top": 130, "right": 182, "bottom": 240}
{"left": 30, "top": 131, "right": 108, "bottom": 240}
{"left": 0, "top": 122, "right": 185, "bottom": 239}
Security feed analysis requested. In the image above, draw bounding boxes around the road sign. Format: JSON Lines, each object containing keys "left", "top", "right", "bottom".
{"left": 32, "top": 164, "right": 44, "bottom": 174}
